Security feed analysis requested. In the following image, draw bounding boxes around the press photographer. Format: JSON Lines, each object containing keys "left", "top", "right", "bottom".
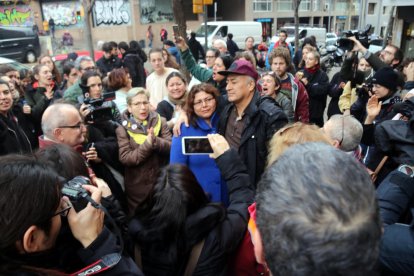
{"left": 0, "top": 155, "right": 142, "bottom": 275}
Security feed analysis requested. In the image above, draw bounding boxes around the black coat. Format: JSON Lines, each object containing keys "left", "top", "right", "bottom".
{"left": 188, "top": 37, "right": 205, "bottom": 61}
{"left": 123, "top": 50, "right": 146, "bottom": 88}
{"left": 129, "top": 149, "right": 254, "bottom": 276}
{"left": 218, "top": 93, "right": 288, "bottom": 186}
{"left": 327, "top": 72, "right": 346, "bottom": 118}
{"left": 156, "top": 100, "right": 174, "bottom": 121}
{"left": 0, "top": 112, "right": 32, "bottom": 155}
{"left": 302, "top": 68, "right": 329, "bottom": 124}
{"left": 226, "top": 39, "right": 240, "bottom": 57}
{"left": 96, "top": 56, "right": 122, "bottom": 76}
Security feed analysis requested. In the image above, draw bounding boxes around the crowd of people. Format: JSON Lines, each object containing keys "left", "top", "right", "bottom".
{"left": 0, "top": 29, "right": 414, "bottom": 275}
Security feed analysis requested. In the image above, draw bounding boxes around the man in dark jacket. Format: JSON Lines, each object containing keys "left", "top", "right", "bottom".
{"left": 188, "top": 32, "right": 205, "bottom": 61}
{"left": 96, "top": 42, "right": 122, "bottom": 77}
{"left": 226, "top": 33, "right": 239, "bottom": 57}
{"left": 121, "top": 41, "right": 147, "bottom": 87}
{"left": 218, "top": 60, "right": 288, "bottom": 186}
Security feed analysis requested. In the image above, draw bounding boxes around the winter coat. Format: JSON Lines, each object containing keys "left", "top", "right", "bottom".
{"left": 227, "top": 39, "right": 240, "bottom": 57}
{"left": 170, "top": 112, "right": 228, "bottom": 203}
{"left": 123, "top": 50, "right": 146, "bottom": 88}
{"left": 129, "top": 149, "right": 255, "bottom": 275}
{"left": 218, "top": 93, "right": 288, "bottom": 186}
{"left": 301, "top": 68, "right": 329, "bottom": 125}
{"left": 188, "top": 37, "right": 205, "bottom": 61}
{"left": 25, "top": 82, "right": 60, "bottom": 125}
{"left": 116, "top": 110, "right": 171, "bottom": 213}
{"left": 0, "top": 227, "right": 143, "bottom": 275}
{"left": 96, "top": 56, "right": 122, "bottom": 77}
{"left": 280, "top": 73, "right": 309, "bottom": 123}
{"left": 0, "top": 112, "right": 32, "bottom": 155}
{"left": 327, "top": 72, "right": 346, "bottom": 118}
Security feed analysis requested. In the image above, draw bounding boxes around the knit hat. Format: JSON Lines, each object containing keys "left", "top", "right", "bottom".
{"left": 372, "top": 67, "right": 398, "bottom": 91}
{"left": 218, "top": 59, "right": 259, "bottom": 81}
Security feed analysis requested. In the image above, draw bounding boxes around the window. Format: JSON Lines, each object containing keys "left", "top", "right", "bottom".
{"left": 313, "top": 0, "right": 321, "bottom": 11}
{"left": 299, "top": 0, "right": 311, "bottom": 11}
{"left": 253, "top": 0, "right": 272, "bottom": 12}
{"left": 368, "top": 3, "right": 376, "bottom": 14}
{"left": 277, "top": 0, "right": 292, "bottom": 11}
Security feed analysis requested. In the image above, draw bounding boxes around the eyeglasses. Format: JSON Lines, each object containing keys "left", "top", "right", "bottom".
{"left": 52, "top": 206, "right": 71, "bottom": 218}
{"left": 131, "top": 101, "right": 150, "bottom": 107}
{"left": 194, "top": 97, "right": 215, "bottom": 107}
{"left": 81, "top": 66, "right": 96, "bottom": 71}
{"left": 58, "top": 122, "right": 85, "bottom": 129}
{"left": 206, "top": 55, "right": 216, "bottom": 59}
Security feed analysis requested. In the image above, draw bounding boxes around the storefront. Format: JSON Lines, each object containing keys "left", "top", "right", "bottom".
{"left": 254, "top": 18, "right": 273, "bottom": 41}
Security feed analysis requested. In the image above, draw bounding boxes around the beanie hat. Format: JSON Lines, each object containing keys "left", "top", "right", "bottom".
{"left": 372, "top": 67, "right": 398, "bottom": 91}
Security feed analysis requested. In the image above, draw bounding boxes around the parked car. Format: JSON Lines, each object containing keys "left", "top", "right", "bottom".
{"left": 368, "top": 39, "right": 384, "bottom": 54}
{"left": 326, "top": 32, "right": 338, "bottom": 44}
{"left": 0, "top": 26, "right": 40, "bottom": 63}
{"left": 0, "top": 57, "right": 31, "bottom": 71}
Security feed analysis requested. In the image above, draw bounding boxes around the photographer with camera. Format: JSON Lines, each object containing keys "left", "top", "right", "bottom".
{"left": 78, "top": 70, "right": 127, "bottom": 211}
{"left": 339, "top": 26, "right": 404, "bottom": 89}
{"left": 0, "top": 155, "right": 142, "bottom": 275}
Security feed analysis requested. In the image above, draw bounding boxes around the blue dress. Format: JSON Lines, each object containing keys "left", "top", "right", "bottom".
{"left": 170, "top": 112, "right": 228, "bottom": 204}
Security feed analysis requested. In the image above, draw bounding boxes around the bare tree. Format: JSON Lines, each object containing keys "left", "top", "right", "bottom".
{"left": 172, "top": 0, "right": 188, "bottom": 39}
{"left": 82, "top": 0, "right": 95, "bottom": 60}
{"left": 293, "top": 0, "right": 302, "bottom": 53}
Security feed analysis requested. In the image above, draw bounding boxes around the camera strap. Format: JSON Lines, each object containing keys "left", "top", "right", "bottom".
{"left": 70, "top": 253, "right": 121, "bottom": 276}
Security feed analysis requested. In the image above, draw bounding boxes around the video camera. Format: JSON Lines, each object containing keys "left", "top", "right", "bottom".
{"left": 337, "top": 24, "right": 371, "bottom": 51}
{"left": 355, "top": 82, "right": 373, "bottom": 101}
{"left": 84, "top": 91, "right": 116, "bottom": 123}
{"left": 62, "top": 176, "right": 91, "bottom": 212}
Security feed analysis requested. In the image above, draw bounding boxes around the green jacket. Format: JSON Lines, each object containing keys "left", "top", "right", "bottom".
{"left": 63, "top": 79, "right": 82, "bottom": 104}
{"left": 181, "top": 48, "right": 213, "bottom": 82}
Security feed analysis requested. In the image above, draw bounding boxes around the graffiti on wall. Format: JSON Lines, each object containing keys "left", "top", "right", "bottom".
{"left": 93, "top": 0, "right": 131, "bottom": 26}
{"left": 0, "top": 6, "right": 33, "bottom": 26}
{"left": 139, "top": 0, "right": 173, "bottom": 24}
{"left": 42, "top": 2, "right": 83, "bottom": 28}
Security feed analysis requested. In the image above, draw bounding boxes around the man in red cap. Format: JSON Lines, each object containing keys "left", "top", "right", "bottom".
{"left": 218, "top": 59, "right": 288, "bottom": 186}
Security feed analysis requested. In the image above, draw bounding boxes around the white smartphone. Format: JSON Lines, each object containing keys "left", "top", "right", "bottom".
{"left": 182, "top": 136, "right": 213, "bottom": 155}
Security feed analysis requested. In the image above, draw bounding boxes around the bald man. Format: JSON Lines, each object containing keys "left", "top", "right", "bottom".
{"left": 39, "top": 103, "right": 87, "bottom": 148}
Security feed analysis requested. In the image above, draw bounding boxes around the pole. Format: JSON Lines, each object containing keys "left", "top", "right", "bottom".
{"left": 214, "top": 2, "right": 217, "bottom": 22}
{"left": 328, "top": 0, "right": 331, "bottom": 32}
{"left": 204, "top": 4, "right": 208, "bottom": 50}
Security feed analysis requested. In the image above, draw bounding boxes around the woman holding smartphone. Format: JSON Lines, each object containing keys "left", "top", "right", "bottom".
{"left": 170, "top": 83, "right": 228, "bottom": 204}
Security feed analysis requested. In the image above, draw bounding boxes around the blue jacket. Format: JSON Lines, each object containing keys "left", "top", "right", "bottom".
{"left": 170, "top": 112, "right": 228, "bottom": 204}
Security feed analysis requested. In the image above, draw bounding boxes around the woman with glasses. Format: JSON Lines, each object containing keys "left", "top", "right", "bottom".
{"left": 170, "top": 83, "right": 228, "bottom": 204}
{"left": 116, "top": 88, "right": 172, "bottom": 214}
{"left": 259, "top": 72, "right": 294, "bottom": 122}
{"left": 0, "top": 79, "right": 32, "bottom": 155}
{"left": 156, "top": 72, "right": 188, "bottom": 130}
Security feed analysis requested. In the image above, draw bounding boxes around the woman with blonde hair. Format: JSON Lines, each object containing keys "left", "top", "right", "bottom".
{"left": 116, "top": 87, "right": 171, "bottom": 213}
{"left": 267, "top": 122, "right": 332, "bottom": 167}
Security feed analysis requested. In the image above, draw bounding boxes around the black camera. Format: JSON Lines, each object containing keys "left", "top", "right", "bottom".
{"left": 62, "top": 176, "right": 91, "bottom": 212}
{"left": 356, "top": 83, "right": 373, "bottom": 101}
{"left": 337, "top": 24, "right": 371, "bottom": 51}
{"left": 84, "top": 91, "right": 116, "bottom": 123}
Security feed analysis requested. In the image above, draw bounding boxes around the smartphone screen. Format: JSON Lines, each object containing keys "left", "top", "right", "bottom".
{"left": 182, "top": 137, "right": 213, "bottom": 155}
{"left": 173, "top": 25, "right": 179, "bottom": 38}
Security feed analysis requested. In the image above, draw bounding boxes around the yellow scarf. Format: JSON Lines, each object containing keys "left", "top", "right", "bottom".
{"left": 127, "top": 114, "right": 161, "bottom": 145}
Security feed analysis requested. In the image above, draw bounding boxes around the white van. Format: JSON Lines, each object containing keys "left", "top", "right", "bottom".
{"left": 281, "top": 26, "right": 327, "bottom": 49}
{"left": 194, "top": 21, "right": 262, "bottom": 49}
